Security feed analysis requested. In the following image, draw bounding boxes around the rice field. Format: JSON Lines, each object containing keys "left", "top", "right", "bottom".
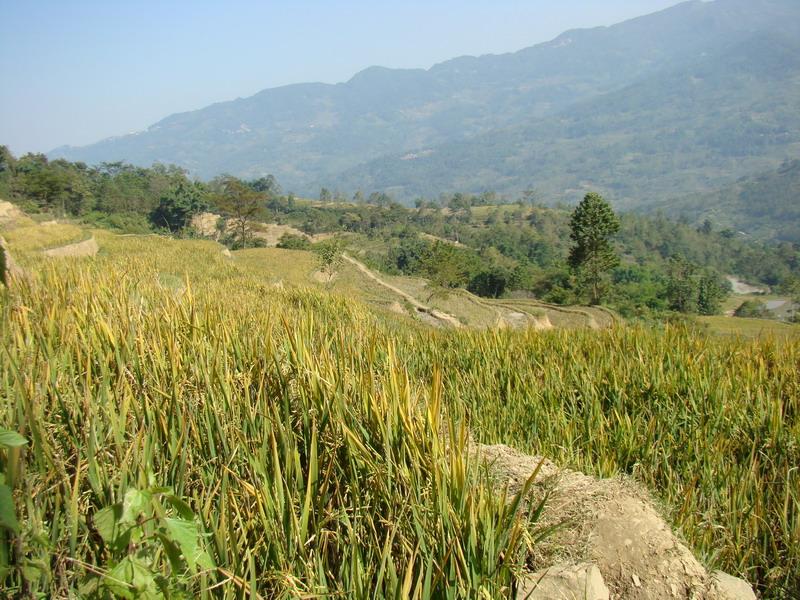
{"left": 1, "top": 231, "right": 798, "bottom": 598}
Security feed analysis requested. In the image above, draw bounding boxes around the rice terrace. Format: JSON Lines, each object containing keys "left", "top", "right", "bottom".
{"left": 2, "top": 1, "right": 800, "bottom": 599}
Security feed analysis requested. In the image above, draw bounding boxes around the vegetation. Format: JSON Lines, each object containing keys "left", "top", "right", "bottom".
{"left": 313, "top": 237, "right": 344, "bottom": 283}
{"left": 0, "top": 234, "right": 537, "bottom": 598}
{"left": 567, "top": 193, "right": 620, "bottom": 305}
{"left": 1, "top": 229, "right": 797, "bottom": 598}
{"left": 653, "top": 159, "right": 800, "bottom": 244}
{"left": 4, "top": 148, "right": 800, "bottom": 321}
{"left": 211, "top": 176, "right": 266, "bottom": 249}
{"left": 149, "top": 183, "right": 208, "bottom": 233}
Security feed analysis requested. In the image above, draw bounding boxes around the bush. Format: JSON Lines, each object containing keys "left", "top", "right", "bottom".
{"left": 276, "top": 233, "right": 312, "bottom": 250}
{"left": 733, "top": 300, "right": 768, "bottom": 318}
{"left": 82, "top": 211, "right": 153, "bottom": 234}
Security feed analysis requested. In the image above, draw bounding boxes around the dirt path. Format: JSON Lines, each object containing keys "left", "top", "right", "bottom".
{"left": 43, "top": 236, "right": 99, "bottom": 258}
{"left": 342, "top": 254, "right": 462, "bottom": 328}
{"left": 727, "top": 276, "right": 767, "bottom": 295}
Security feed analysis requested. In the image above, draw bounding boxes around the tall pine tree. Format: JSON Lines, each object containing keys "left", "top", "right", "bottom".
{"left": 568, "top": 192, "right": 620, "bottom": 304}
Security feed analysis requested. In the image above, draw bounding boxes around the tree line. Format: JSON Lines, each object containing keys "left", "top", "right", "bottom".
{"left": 3, "top": 147, "right": 798, "bottom": 317}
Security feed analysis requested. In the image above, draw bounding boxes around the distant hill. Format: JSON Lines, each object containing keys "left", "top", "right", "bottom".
{"left": 50, "top": 0, "right": 800, "bottom": 206}
{"left": 650, "top": 159, "right": 800, "bottom": 243}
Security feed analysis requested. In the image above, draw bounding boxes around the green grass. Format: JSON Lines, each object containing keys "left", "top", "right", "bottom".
{"left": 1, "top": 231, "right": 798, "bottom": 598}
{"left": 233, "top": 247, "right": 419, "bottom": 319}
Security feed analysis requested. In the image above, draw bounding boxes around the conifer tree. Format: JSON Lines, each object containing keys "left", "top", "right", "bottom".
{"left": 568, "top": 192, "right": 620, "bottom": 304}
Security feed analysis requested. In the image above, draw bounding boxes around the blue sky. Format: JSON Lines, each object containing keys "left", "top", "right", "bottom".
{"left": 0, "top": 0, "right": 681, "bottom": 154}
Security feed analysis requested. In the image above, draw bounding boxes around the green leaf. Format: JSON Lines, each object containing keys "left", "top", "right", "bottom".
{"left": 156, "top": 532, "right": 184, "bottom": 574}
{"left": 105, "top": 557, "right": 136, "bottom": 599}
{"left": 163, "top": 517, "right": 213, "bottom": 573}
{"left": 165, "top": 494, "right": 195, "bottom": 520}
{"left": 122, "top": 488, "right": 152, "bottom": 525}
{"left": 94, "top": 503, "right": 123, "bottom": 545}
{"left": 105, "top": 556, "right": 165, "bottom": 600}
{"left": 0, "top": 484, "right": 19, "bottom": 534}
{"left": 0, "top": 430, "right": 27, "bottom": 449}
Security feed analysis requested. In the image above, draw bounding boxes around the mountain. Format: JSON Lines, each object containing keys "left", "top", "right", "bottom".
{"left": 650, "top": 159, "right": 800, "bottom": 243}
{"left": 50, "top": 0, "right": 800, "bottom": 205}
{"left": 339, "top": 32, "right": 800, "bottom": 207}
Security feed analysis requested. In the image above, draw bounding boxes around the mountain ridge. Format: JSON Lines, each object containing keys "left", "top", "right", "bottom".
{"left": 50, "top": 0, "right": 800, "bottom": 206}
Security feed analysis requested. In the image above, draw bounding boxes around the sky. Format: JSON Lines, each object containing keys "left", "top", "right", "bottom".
{"left": 0, "top": 0, "right": 682, "bottom": 155}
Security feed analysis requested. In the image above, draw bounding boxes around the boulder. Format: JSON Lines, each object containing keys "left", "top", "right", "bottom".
{"left": 517, "top": 562, "right": 610, "bottom": 600}
{"left": 710, "top": 571, "right": 757, "bottom": 600}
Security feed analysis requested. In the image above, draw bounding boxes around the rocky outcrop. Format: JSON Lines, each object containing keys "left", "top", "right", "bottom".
{"left": 476, "top": 444, "right": 757, "bottom": 600}
{"left": 190, "top": 212, "right": 224, "bottom": 239}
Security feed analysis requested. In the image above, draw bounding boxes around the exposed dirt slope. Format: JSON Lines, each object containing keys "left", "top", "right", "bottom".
{"left": 477, "top": 444, "right": 755, "bottom": 600}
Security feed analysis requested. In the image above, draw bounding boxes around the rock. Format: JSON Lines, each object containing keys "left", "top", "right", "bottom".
{"left": 517, "top": 562, "right": 609, "bottom": 600}
{"left": 191, "top": 212, "right": 223, "bottom": 239}
{"left": 711, "top": 571, "right": 757, "bottom": 600}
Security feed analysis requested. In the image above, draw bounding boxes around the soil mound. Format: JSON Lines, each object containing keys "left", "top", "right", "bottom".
{"left": 476, "top": 444, "right": 755, "bottom": 599}
{"left": 1, "top": 235, "right": 24, "bottom": 286}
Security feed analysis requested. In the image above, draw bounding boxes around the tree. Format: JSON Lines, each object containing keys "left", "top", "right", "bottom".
{"left": 319, "top": 187, "right": 332, "bottom": 203}
{"left": 249, "top": 174, "right": 281, "bottom": 197}
{"left": 420, "top": 242, "right": 470, "bottom": 301}
{"left": 697, "top": 271, "right": 729, "bottom": 315}
{"left": 521, "top": 187, "right": 538, "bottom": 205}
{"left": 214, "top": 176, "right": 265, "bottom": 248}
{"left": 666, "top": 256, "right": 698, "bottom": 313}
{"left": 314, "top": 238, "right": 344, "bottom": 283}
{"left": 568, "top": 192, "right": 620, "bottom": 304}
{"left": 149, "top": 183, "right": 206, "bottom": 233}
{"left": 698, "top": 219, "right": 713, "bottom": 235}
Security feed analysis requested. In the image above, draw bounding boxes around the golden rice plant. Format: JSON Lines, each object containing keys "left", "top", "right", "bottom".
{"left": 2, "top": 232, "right": 798, "bottom": 598}
{"left": 1, "top": 242, "right": 536, "bottom": 598}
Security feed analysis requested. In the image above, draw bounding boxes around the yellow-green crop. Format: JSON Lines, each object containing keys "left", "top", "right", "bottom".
{"left": 1, "top": 231, "right": 798, "bottom": 598}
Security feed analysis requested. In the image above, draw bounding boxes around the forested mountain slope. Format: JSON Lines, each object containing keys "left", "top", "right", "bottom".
{"left": 339, "top": 33, "right": 800, "bottom": 206}
{"left": 650, "top": 159, "right": 800, "bottom": 243}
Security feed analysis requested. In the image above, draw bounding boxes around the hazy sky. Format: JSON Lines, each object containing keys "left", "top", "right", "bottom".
{"left": 1, "top": 0, "right": 682, "bottom": 155}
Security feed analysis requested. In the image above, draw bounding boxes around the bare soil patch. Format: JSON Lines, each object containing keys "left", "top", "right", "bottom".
{"left": 476, "top": 444, "right": 754, "bottom": 599}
